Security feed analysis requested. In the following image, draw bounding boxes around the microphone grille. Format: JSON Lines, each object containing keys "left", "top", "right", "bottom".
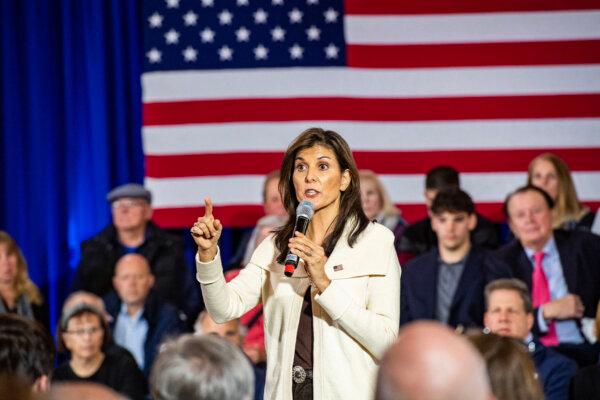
{"left": 296, "top": 200, "right": 314, "bottom": 219}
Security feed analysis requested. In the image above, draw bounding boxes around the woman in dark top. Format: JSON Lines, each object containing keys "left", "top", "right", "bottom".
{"left": 0, "top": 231, "right": 48, "bottom": 327}
{"left": 54, "top": 304, "right": 146, "bottom": 400}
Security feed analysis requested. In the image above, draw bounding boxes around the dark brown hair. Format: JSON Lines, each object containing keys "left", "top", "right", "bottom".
{"left": 57, "top": 304, "right": 110, "bottom": 354}
{"left": 503, "top": 185, "right": 554, "bottom": 219}
{"left": 425, "top": 166, "right": 459, "bottom": 191}
{"left": 430, "top": 189, "right": 475, "bottom": 215}
{"left": 274, "top": 127, "right": 369, "bottom": 262}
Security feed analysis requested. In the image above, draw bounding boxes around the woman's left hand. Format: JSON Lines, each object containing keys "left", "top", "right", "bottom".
{"left": 288, "top": 232, "right": 331, "bottom": 293}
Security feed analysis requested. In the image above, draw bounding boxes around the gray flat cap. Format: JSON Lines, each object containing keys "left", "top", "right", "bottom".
{"left": 106, "top": 183, "right": 152, "bottom": 204}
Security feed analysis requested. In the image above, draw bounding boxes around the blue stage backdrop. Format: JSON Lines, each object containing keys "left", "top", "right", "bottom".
{"left": 0, "top": 0, "right": 145, "bottom": 333}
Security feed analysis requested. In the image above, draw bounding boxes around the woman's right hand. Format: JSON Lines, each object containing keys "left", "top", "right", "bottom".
{"left": 190, "top": 197, "right": 222, "bottom": 262}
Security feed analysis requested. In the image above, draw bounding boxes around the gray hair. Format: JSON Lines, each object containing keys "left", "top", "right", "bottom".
{"left": 150, "top": 334, "right": 254, "bottom": 400}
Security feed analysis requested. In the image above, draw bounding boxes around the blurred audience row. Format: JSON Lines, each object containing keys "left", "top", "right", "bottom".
{"left": 1, "top": 151, "right": 599, "bottom": 399}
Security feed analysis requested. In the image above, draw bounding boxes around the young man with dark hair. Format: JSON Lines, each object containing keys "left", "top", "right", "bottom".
{"left": 399, "top": 166, "right": 500, "bottom": 262}
{"left": 497, "top": 184, "right": 600, "bottom": 366}
{"left": 401, "top": 189, "right": 511, "bottom": 329}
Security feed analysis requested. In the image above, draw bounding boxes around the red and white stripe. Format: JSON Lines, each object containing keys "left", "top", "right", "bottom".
{"left": 143, "top": 1, "right": 600, "bottom": 227}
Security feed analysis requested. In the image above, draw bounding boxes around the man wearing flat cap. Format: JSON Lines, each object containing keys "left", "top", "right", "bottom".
{"left": 72, "top": 183, "right": 199, "bottom": 323}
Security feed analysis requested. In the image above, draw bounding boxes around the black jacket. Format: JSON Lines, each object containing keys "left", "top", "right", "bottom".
{"left": 400, "top": 246, "right": 511, "bottom": 328}
{"left": 73, "top": 222, "right": 199, "bottom": 319}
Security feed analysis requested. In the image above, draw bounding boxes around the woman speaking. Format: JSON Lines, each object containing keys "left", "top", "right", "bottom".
{"left": 191, "top": 128, "right": 400, "bottom": 400}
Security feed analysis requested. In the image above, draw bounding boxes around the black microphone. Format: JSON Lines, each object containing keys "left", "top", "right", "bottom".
{"left": 284, "top": 200, "right": 314, "bottom": 277}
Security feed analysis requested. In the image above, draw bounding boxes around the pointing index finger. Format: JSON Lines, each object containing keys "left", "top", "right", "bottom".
{"left": 204, "top": 197, "right": 213, "bottom": 217}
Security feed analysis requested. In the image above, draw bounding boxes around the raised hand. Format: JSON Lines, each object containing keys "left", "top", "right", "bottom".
{"left": 191, "top": 197, "right": 222, "bottom": 262}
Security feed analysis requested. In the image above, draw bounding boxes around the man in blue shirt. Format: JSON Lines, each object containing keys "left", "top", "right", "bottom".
{"left": 498, "top": 185, "right": 600, "bottom": 366}
{"left": 484, "top": 278, "right": 577, "bottom": 400}
{"left": 104, "top": 253, "right": 184, "bottom": 376}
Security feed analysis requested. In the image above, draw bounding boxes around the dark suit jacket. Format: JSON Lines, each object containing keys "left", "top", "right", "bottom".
{"left": 400, "top": 246, "right": 511, "bottom": 328}
{"left": 528, "top": 339, "right": 578, "bottom": 400}
{"left": 496, "top": 230, "right": 600, "bottom": 336}
{"left": 104, "top": 290, "right": 185, "bottom": 376}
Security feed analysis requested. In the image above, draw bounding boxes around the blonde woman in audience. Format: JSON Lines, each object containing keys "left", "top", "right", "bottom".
{"left": 0, "top": 231, "right": 47, "bottom": 327}
{"left": 359, "top": 170, "right": 407, "bottom": 251}
{"left": 527, "top": 153, "right": 598, "bottom": 233}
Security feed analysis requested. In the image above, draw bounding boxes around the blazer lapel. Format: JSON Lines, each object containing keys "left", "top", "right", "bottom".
{"left": 554, "top": 232, "right": 578, "bottom": 293}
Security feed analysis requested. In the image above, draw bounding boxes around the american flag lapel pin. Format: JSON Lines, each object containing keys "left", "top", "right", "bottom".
{"left": 333, "top": 264, "right": 344, "bottom": 272}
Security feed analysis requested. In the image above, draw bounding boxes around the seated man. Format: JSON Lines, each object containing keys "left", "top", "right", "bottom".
{"left": 104, "top": 254, "right": 185, "bottom": 376}
{"left": 73, "top": 183, "right": 199, "bottom": 322}
{"left": 498, "top": 185, "right": 600, "bottom": 366}
{"left": 401, "top": 189, "right": 511, "bottom": 329}
{"left": 483, "top": 278, "right": 577, "bottom": 400}
{"left": 229, "top": 170, "right": 287, "bottom": 268}
{"left": 399, "top": 166, "right": 499, "bottom": 263}
{"left": 194, "top": 311, "right": 265, "bottom": 400}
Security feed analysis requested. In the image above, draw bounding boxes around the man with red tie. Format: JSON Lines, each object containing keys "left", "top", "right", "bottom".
{"left": 497, "top": 185, "right": 600, "bottom": 367}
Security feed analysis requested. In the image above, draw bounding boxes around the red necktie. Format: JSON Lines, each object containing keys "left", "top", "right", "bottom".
{"left": 532, "top": 251, "right": 559, "bottom": 346}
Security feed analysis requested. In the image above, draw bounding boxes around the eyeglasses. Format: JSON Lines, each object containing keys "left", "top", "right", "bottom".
{"left": 111, "top": 199, "right": 145, "bottom": 209}
{"left": 65, "top": 326, "right": 103, "bottom": 337}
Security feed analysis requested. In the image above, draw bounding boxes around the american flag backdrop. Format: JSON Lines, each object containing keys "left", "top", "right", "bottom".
{"left": 141, "top": 0, "right": 600, "bottom": 228}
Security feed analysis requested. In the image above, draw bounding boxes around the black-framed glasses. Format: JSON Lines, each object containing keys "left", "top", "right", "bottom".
{"left": 65, "top": 326, "right": 102, "bottom": 337}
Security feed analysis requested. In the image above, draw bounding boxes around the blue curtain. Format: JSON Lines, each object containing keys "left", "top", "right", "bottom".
{"left": 0, "top": 0, "right": 144, "bottom": 333}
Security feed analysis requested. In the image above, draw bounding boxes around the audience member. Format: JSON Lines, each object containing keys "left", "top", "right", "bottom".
{"left": 401, "top": 189, "right": 511, "bottom": 329}
{"left": 150, "top": 334, "right": 254, "bottom": 400}
{"left": 0, "top": 231, "right": 48, "bottom": 328}
{"left": 104, "top": 254, "right": 184, "bottom": 376}
{"left": 54, "top": 304, "right": 146, "bottom": 400}
{"left": 359, "top": 170, "right": 407, "bottom": 251}
{"left": 230, "top": 171, "right": 287, "bottom": 268}
{"left": 467, "top": 332, "right": 544, "bottom": 400}
{"left": 0, "top": 314, "right": 54, "bottom": 394}
{"left": 528, "top": 153, "right": 598, "bottom": 233}
{"left": 375, "top": 321, "right": 492, "bottom": 400}
{"left": 62, "top": 291, "right": 111, "bottom": 323}
{"left": 399, "top": 166, "right": 499, "bottom": 262}
{"left": 195, "top": 311, "right": 265, "bottom": 400}
{"left": 72, "top": 183, "right": 199, "bottom": 321}
{"left": 483, "top": 278, "right": 577, "bottom": 400}
{"left": 498, "top": 185, "right": 600, "bottom": 366}
{"left": 48, "top": 382, "right": 127, "bottom": 400}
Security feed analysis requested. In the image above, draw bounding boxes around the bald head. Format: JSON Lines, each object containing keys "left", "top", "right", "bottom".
{"left": 376, "top": 322, "right": 492, "bottom": 400}
{"left": 113, "top": 254, "right": 154, "bottom": 307}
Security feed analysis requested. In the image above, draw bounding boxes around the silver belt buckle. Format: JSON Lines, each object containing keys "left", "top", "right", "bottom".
{"left": 292, "top": 365, "right": 307, "bottom": 384}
